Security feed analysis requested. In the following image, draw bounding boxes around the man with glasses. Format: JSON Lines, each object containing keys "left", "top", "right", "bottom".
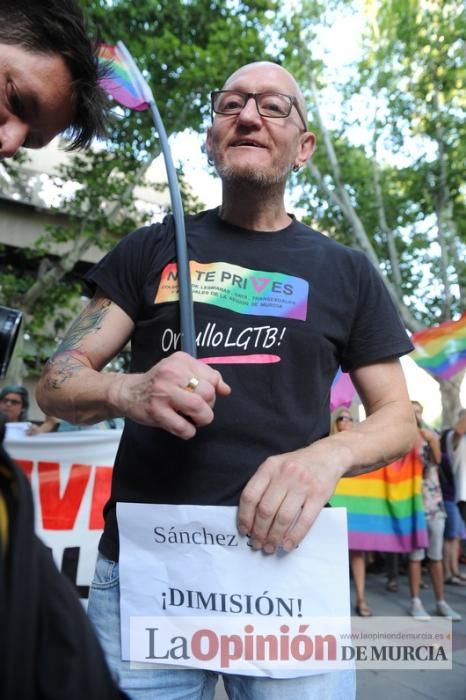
{"left": 38, "top": 61, "right": 416, "bottom": 699}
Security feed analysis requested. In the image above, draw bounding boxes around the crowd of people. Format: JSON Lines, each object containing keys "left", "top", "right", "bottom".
{"left": 331, "top": 401, "right": 466, "bottom": 622}
{"left": 0, "top": 0, "right": 463, "bottom": 697}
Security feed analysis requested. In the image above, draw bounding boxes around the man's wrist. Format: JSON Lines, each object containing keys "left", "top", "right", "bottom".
{"left": 106, "top": 371, "right": 129, "bottom": 418}
{"left": 302, "top": 438, "right": 353, "bottom": 480}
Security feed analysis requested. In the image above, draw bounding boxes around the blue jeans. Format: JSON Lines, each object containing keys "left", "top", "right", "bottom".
{"left": 88, "top": 554, "right": 356, "bottom": 700}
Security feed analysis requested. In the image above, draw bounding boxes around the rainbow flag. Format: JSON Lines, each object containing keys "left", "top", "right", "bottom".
{"left": 98, "top": 43, "right": 151, "bottom": 111}
{"left": 330, "top": 448, "right": 428, "bottom": 552}
{"left": 410, "top": 313, "right": 466, "bottom": 381}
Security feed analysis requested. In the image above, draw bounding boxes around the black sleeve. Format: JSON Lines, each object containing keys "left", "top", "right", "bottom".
{"left": 84, "top": 219, "right": 168, "bottom": 322}
{"left": 0, "top": 445, "right": 128, "bottom": 700}
{"left": 340, "top": 253, "right": 413, "bottom": 371}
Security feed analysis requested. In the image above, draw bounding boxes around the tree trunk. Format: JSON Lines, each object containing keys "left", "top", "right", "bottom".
{"left": 438, "top": 370, "right": 465, "bottom": 428}
{"left": 432, "top": 96, "right": 454, "bottom": 321}
{"left": 306, "top": 75, "right": 423, "bottom": 334}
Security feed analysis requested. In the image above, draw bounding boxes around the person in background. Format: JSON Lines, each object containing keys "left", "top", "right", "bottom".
{"left": 27, "top": 415, "right": 59, "bottom": 435}
{"left": 448, "top": 408, "right": 466, "bottom": 526}
{"left": 408, "top": 401, "right": 461, "bottom": 621}
{"left": 0, "top": 386, "right": 58, "bottom": 435}
{"left": 331, "top": 406, "right": 372, "bottom": 617}
{"left": 0, "top": 384, "right": 29, "bottom": 422}
{"left": 438, "top": 420, "right": 466, "bottom": 585}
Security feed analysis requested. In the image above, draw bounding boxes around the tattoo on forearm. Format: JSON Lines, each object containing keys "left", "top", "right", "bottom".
{"left": 43, "top": 352, "right": 85, "bottom": 390}
{"left": 53, "top": 298, "right": 112, "bottom": 355}
{"left": 43, "top": 298, "right": 112, "bottom": 390}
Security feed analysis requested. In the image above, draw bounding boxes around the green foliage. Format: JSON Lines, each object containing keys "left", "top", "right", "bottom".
{"left": 83, "top": 0, "right": 278, "bottom": 142}
{"left": 278, "top": 0, "right": 464, "bottom": 327}
{"left": 0, "top": 256, "right": 82, "bottom": 374}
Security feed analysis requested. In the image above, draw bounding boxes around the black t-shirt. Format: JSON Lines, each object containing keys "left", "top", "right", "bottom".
{"left": 86, "top": 208, "right": 413, "bottom": 560}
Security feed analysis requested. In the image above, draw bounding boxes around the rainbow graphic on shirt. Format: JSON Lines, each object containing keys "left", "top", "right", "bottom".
{"left": 330, "top": 448, "right": 428, "bottom": 552}
{"left": 154, "top": 261, "right": 309, "bottom": 320}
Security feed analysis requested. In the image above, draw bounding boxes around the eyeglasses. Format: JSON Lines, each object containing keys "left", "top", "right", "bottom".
{"left": 210, "top": 90, "right": 308, "bottom": 130}
{"left": 337, "top": 416, "right": 353, "bottom": 422}
{"left": 0, "top": 397, "right": 22, "bottom": 406}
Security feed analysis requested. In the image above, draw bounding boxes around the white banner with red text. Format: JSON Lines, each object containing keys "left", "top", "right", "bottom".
{"left": 5, "top": 426, "right": 121, "bottom": 597}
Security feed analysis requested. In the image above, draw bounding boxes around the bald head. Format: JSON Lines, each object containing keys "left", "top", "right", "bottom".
{"left": 222, "top": 61, "right": 308, "bottom": 128}
{"left": 207, "top": 59, "right": 315, "bottom": 193}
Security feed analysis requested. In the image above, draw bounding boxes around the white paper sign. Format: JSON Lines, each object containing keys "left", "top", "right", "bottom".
{"left": 118, "top": 503, "right": 351, "bottom": 677}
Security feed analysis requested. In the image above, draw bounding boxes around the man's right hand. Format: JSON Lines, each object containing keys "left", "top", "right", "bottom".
{"left": 110, "top": 351, "right": 231, "bottom": 439}
{"left": 37, "top": 294, "right": 231, "bottom": 435}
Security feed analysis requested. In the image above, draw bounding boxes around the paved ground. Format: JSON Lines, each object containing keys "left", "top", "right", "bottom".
{"left": 349, "top": 566, "right": 466, "bottom": 700}
{"left": 214, "top": 565, "right": 466, "bottom": 699}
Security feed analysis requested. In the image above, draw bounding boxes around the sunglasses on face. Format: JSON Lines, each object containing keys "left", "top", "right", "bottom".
{"left": 337, "top": 416, "right": 353, "bottom": 422}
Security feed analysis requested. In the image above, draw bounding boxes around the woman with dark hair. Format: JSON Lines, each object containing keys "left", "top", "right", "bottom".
{"left": 0, "top": 385, "right": 58, "bottom": 435}
{"left": 0, "top": 384, "right": 29, "bottom": 422}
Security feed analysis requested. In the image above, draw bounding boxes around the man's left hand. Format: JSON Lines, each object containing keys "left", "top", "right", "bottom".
{"left": 237, "top": 445, "right": 344, "bottom": 554}
{"left": 237, "top": 359, "right": 417, "bottom": 555}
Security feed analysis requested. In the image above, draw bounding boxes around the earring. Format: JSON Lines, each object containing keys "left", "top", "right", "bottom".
{"left": 292, "top": 164, "right": 300, "bottom": 173}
